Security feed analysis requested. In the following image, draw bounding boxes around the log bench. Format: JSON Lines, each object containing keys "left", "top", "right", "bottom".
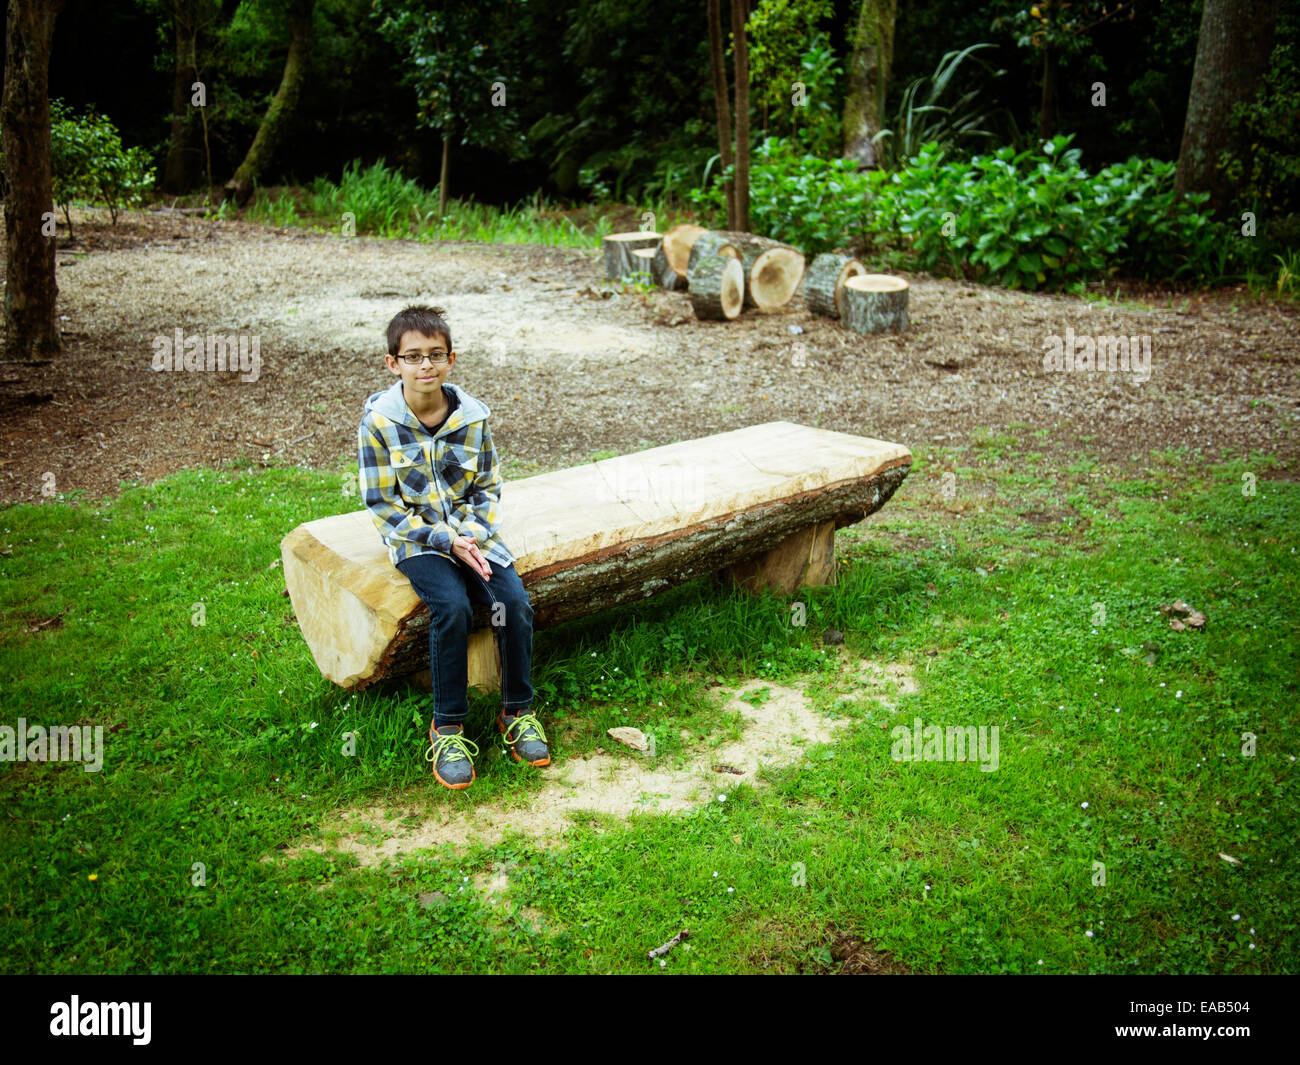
{"left": 281, "top": 422, "right": 911, "bottom": 693}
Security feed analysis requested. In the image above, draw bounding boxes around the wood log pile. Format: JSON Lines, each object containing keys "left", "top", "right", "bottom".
{"left": 600, "top": 227, "right": 908, "bottom": 333}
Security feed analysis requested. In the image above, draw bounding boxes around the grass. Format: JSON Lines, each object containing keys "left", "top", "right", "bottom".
{"left": 231, "top": 158, "right": 694, "bottom": 249}
{"left": 0, "top": 440, "right": 1296, "bottom": 974}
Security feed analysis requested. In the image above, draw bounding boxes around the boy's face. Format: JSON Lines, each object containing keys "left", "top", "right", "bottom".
{"left": 386, "top": 329, "right": 456, "bottom": 400}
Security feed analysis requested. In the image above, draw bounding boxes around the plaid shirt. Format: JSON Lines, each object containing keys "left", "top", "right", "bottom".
{"left": 357, "top": 378, "right": 516, "bottom": 569}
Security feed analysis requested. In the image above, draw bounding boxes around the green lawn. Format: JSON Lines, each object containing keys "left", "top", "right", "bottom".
{"left": 1, "top": 437, "right": 1295, "bottom": 974}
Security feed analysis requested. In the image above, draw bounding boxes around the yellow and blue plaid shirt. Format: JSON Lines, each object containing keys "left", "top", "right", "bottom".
{"left": 357, "top": 379, "right": 516, "bottom": 569}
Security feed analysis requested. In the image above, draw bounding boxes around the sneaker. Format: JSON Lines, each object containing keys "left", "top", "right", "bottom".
{"left": 497, "top": 711, "right": 551, "bottom": 767}
{"left": 425, "top": 723, "right": 478, "bottom": 790}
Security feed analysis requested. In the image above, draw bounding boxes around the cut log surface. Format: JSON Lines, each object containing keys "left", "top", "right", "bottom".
{"left": 705, "top": 230, "right": 806, "bottom": 310}
{"left": 687, "top": 233, "right": 744, "bottom": 320}
{"left": 662, "top": 223, "right": 708, "bottom": 279}
{"left": 652, "top": 241, "right": 687, "bottom": 290}
{"left": 842, "top": 274, "right": 910, "bottom": 334}
{"left": 282, "top": 422, "right": 912, "bottom": 690}
{"left": 630, "top": 247, "right": 658, "bottom": 282}
{"left": 602, "top": 231, "right": 663, "bottom": 280}
{"left": 803, "top": 252, "right": 867, "bottom": 318}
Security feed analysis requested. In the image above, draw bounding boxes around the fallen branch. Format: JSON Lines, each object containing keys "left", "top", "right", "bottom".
{"left": 647, "top": 929, "right": 689, "bottom": 961}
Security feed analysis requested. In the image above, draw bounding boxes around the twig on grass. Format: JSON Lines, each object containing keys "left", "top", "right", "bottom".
{"left": 647, "top": 929, "right": 689, "bottom": 960}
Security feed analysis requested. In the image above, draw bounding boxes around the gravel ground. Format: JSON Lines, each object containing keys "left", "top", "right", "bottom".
{"left": 2, "top": 210, "right": 1297, "bottom": 505}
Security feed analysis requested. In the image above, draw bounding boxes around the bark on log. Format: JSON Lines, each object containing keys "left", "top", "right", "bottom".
{"left": 803, "top": 253, "right": 867, "bottom": 318}
{"left": 687, "top": 233, "right": 744, "bottom": 320}
{"left": 282, "top": 422, "right": 912, "bottom": 691}
{"left": 662, "top": 223, "right": 708, "bottom": 280}
{"left": 703, "top": 230, "right": 804, "bottom": 310}
{"left": 842, "top": 274, "right": 909, "bottom": 334}
{"left": 652, "top": 241, "right": 688, "bottom": 290}
{"left": 602, "top": 232, "right": 662, "bottom": 280}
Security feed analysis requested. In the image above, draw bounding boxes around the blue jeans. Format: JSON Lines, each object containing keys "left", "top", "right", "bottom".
{"left": 396, "top": 552, "right": 534, "bottom": 727}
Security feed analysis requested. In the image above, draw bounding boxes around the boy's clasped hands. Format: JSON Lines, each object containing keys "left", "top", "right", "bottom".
{"left": 452, "top": 533, "right": 491, "bottom": 580}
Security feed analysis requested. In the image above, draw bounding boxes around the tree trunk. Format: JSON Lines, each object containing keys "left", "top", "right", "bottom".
{"left": 2, "top": 0, "right": 63, "bottom": 362}
{"left": 687, "top": 233, "right": 745, "bottom": 320}
{"left": 707, "top": 0, "right": 735, "bottom": 229}
{"left": 730, "top": 0, "right": 750, "bottom": 232}
{"left": 707, "top": 229, "right": 804, "bottom": 309}
{"left": 163, "top": 8, "right": 196, "bottom": 194}
{"left": 841, "top": 0, "right": 896, "bottom": 169}
{"left": 1175, "top": 0, "right": 1280, "bottom": 215}
{"left": 224, "top": 0, "right": 315, "bottom": 204}
{"left": 803, "top": 252, "right": 867, "bottom": 317}
{"left": 842, "top": 274, "right": 909, "bottom": 334}
{"left": 1037, "top": 40, "right": 1058, "bottom": 141}
{"left": 437, "top": 133, "right": 450, "bottom": 219}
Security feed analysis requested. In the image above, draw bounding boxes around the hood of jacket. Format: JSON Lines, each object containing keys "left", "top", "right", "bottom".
{"left": 362, "top": 378, "right": 489, "bottom": 436}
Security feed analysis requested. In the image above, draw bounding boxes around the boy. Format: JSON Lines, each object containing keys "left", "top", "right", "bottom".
{"left": 357, "top": 305, "right": 548, "bottom": 791}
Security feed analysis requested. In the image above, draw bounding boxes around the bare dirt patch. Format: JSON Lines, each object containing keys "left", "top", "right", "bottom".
{"left": 2, "top": 210, "right": 1297, "bottom": 505}
{"left": 271, "top": 660, "right": 912, "bottom": 868}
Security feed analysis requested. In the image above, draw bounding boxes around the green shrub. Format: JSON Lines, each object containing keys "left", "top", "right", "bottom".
{"left": 688, "top": 136, "right": 873, "bottom": 255}
{"left": 864, "top": 135, "right": 1222, "bottom": 289}
{"left": 41, "top": 100, "right": 155, "bottom": 233}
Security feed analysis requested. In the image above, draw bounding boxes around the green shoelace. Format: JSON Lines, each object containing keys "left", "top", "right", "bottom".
{"left": 502, "top": 712, "right": 548, "bottom": 749}
{"left": 425, "top": 730, "right": 480, "bottom": 767}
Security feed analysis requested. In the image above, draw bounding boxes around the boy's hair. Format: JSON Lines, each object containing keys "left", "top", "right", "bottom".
{"left": 386, "top": 305, "right": 452, "bottom": 356}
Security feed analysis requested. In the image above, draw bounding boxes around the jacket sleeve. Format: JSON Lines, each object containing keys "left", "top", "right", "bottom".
{"left": 357, "top": 418, "right": 457, "bottom": 555}
{"left": 447, "top": 419, "right": 504, "bottom": 547}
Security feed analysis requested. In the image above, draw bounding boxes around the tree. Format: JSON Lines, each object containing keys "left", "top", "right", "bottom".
{"left": 225, "top": 0, "right": 316, "bottom": 204}
{"left": 993, "top": 1, "right": 1137, "bottom": 142}
{"left": 2, "top": 0, "right": 64, "bottom": 362}
{"left": 841, "top": 0, "right": 895, "bottom": 168}
{"left": 374, "top": 0, "right": 526, "bottom": 219}
{"left": 1175, "top": 0, "right": 1281, "bottom": 214}
{"left": 731, "top": 0, "right": 751, "bottom": 231}
{"left": 708, "top": 0, "right": 736, "bottom": 228}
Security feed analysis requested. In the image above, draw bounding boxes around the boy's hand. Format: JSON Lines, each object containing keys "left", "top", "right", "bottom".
{"left": 452, "top": 534, "right": 491, "bottom": 580}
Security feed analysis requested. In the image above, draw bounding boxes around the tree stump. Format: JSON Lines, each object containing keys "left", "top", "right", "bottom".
{"left": 687, "top": 233, "right": 744, "bottom": 320}
{"left": 602, "top": 232, "right": 662, "bottom": 280}
{"left": 842, "top": 274, "right": 909, "bottom": 334}
{"left": 630, "top": 247, "right": 658, "bottom": 283}
{"left": 705, "top": 230, "right": 805, "bottom": 310}
{"left": 652, "top": 241, "right": 687, "bottom": 290}
{"left": 803, "top": 253, "right": 867, "bottom": 318}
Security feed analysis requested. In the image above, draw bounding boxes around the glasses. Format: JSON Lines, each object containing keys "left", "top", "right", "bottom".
{"left": 398, "top": 351, "right": 450, "bottom": 366}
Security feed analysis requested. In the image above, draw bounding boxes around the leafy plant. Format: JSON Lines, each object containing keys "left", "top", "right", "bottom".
{"left": 872, "top": 43, "right": 1003, "bottom": 171}
{"left": 40, "top": 100, "right": 156, "bottom": 235}
{"left": 689, "top": 136, "right": 872, "bottom": 255}
{"left": 864, "top": 135, "right": 1226, "bottom": 289}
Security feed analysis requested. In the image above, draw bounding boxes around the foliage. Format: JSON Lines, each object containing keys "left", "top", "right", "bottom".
{"left": 872, "top": 43, "right": 1003, "bottom": 171}
{"left": 864, "top": 135, "right": 1222, "bottom": 289}
{"left": 689, "top": 136, "right": 873, "bottom": 255}
{"left": 745, "top": 0, "right": 834, "bottom": 110}
{"left": 44, "top": 100, "right": 156, "bottom": 230}
{"left": 372, "top": 0, "right": 526, "bottom": 160}
{"left": 306, "top": 158, "right": 439, "bottom": 237}
{"left": 1218, "top": 33, "right": 1300, "bottom": 218}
